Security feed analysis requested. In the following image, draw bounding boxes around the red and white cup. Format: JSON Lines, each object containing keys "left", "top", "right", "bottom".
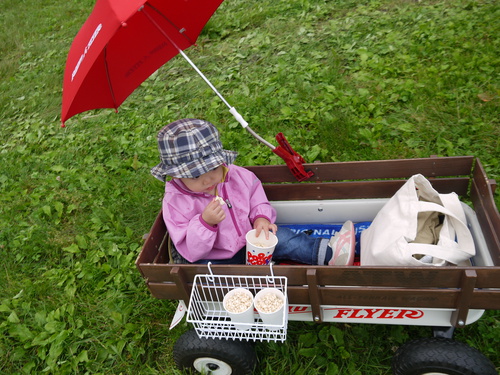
{"left": 245, "top": 229, "right": 278, "bottom": 265}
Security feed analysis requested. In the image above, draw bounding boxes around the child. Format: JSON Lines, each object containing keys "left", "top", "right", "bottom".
{"left": 151, "top": 118, "right": 354, "bottom": 265}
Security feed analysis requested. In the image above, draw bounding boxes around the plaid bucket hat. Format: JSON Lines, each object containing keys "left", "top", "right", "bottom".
{"left": 151, "top": 119, "right": 238, "bottom": 181}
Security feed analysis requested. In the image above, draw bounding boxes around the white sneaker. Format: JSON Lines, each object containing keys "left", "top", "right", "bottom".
{"left": 328, "top": 221, "right": 355, "bottom": 266}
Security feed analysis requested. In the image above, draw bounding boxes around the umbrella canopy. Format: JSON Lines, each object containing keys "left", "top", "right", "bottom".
{"left": 62, "top": 0, "right": 223, "bottom": 123}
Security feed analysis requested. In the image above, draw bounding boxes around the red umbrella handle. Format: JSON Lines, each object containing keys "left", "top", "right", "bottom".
{"left": 272, "top": 133, "right": 314, "bottom": 181}
{"left": 231, "top": 107, "right": 313, "bottom": 181}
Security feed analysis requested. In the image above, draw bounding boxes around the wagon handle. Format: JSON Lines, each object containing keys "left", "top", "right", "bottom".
{"left": 272, "top": 133, "right": 314, "bottom": 182}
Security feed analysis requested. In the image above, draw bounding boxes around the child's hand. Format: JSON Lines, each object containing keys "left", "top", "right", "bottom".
{"left": 202, "top": 199, "right": 226, "bottom": 226}
{"left": 254, "top": 218, "right": 277, "bottom": 239}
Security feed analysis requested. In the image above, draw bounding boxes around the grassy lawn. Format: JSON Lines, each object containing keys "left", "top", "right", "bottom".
{"left": 1, "top": 0, "right": 498, "bottom": 373}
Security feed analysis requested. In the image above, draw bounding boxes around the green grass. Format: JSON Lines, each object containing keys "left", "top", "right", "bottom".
{"left": 1, "top": 0, "right": 499, "bottom": 373}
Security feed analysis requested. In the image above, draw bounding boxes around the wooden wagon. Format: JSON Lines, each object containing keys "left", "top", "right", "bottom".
{"left": 136, "top": 156, "right": 499, "bottom": 375}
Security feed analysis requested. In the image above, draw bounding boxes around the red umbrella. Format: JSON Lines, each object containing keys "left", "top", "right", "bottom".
{"left": 62, "top": 0, "right": 313, "bottom": 181}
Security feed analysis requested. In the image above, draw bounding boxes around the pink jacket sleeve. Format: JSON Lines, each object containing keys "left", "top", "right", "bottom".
{"left": 163, "top": 202, "right": 220, "bottom": 262}
{"left": 247, "top": 173, "right": 276, "bottom": 224}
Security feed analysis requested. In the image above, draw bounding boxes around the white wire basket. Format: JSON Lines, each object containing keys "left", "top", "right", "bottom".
{"left": 187, "top": 263, "right": 288, "bottom": 342}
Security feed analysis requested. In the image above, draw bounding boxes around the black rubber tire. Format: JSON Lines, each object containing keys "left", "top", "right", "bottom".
{"left": 173, "top": 329, "right": 257, "bottom": 374}
{"left": 392, "top": 337, "right": 497, "bottom": 375}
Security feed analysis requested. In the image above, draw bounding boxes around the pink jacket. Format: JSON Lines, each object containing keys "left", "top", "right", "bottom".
{"left": 162, "top": 165, "right": 276, "bottom": 262}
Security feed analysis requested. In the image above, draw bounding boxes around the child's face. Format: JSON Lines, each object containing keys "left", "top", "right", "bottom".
{"left": 180, "top": 165, "right": 224, "bottom": 195}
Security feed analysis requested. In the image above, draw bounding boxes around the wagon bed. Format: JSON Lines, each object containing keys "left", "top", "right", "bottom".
{"left": 135, "top": 156, "right": 500, "bottom": 328}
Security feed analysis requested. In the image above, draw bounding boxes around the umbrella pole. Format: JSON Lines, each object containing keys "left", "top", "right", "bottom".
{"left": 176, "top": 49, "right": 275, "bottom": 150}
{"left": 140, "top": 6, "right": 313, "bottom": 181}
{"left": 139, "top": 6, "right": 275, "bottom": 149}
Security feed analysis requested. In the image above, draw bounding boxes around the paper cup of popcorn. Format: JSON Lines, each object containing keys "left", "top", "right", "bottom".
{"left": 245, "top": 229, "right": 278, "bottom": 265}
{"left": 254, "top": 288, "right": 286, "bottom": 330}
{"left": 223, "top": 288, "right": 255, "bottom": 330}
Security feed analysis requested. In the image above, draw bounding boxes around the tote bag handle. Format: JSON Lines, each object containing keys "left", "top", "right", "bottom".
{"left": 408, "top": 200, "right": 475, "bottom": 264}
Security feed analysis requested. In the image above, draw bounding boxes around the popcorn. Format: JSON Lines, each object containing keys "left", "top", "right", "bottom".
{"left": 224, "top": 290, "right": 252, "bottom": 313}
{"left": 251, "top": 242, "right": 266, "bottom": 248}
{"left": 254, "top": 291, "right": 284, "bottom": 314}
{"left": 214, "top": 196, "right": 225, "bottom": 205}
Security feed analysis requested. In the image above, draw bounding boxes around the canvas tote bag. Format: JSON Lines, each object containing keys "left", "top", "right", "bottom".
{"left": 361, "top": 174, "right": 475, "bottom": 266}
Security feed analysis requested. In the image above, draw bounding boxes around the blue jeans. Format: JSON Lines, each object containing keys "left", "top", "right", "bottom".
{"left": 196, "top": 227, "right": 329, "bottom": 265}
{"left": 274, "top": 227, "right": 327, "bottom": 264}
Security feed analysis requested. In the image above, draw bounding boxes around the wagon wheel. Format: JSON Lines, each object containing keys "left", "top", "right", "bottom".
{"left": 392, "top": 337, "right": 497, "bottom": 375}
{"left": 173, "top": 329, "right": 257, "bottom": 374}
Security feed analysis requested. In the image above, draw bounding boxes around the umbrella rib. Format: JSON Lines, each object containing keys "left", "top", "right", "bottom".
{"left": 103, "top": 46, "right": 118, "bottom": 110}
{"left": 143, "top": 3, "right": 195, "bottom": 45}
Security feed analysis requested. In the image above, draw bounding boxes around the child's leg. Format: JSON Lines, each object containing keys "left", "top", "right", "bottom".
{"left": 273, "top": 227, "right": 329, "bottom": 265}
